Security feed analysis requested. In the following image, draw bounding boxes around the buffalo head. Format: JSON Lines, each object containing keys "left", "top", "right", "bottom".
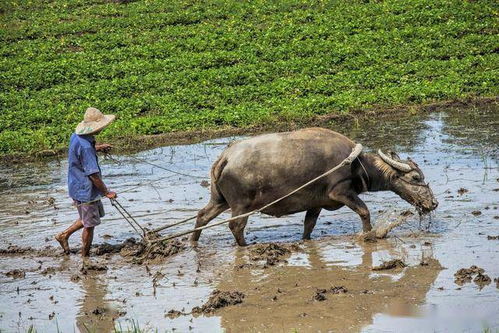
{"left": 378, "top": 150, "right": 438, "bottom": 213}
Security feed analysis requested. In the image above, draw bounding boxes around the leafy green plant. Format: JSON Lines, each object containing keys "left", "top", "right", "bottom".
{"left": 0, "top": 0, "right": 497, "bottom": 156}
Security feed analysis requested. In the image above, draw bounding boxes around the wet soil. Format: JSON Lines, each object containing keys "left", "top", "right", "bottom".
{"left": 1, "top": 104, "right": 498, "bottom": 332}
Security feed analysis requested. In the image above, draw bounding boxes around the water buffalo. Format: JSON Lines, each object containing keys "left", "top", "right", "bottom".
{"left": 191, "top": 128, "right": 438, "bottom": 246}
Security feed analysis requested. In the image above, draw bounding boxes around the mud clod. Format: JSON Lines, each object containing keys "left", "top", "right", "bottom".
{"left": 0, "top": 245, "right": 34, "bottom": 255}
{"left": 91, "top": 307, "right": 107, "bottom": 315}
{"left": 471, "top": 210, "right": 482, "bottom": 216}
{"left": 454, "top": 266, "right": 486, "bottom": 286}
{"left": 166, "top": 309, "right": 184, "bottom": 318}
{"left": 118, "top": 238, "right": 186, "bottom": 264}
{"left": 93, "top": 242, "right": 123, "bottom": 256}
{"left": 313, "top": 286, "right": 348, "bottom": 301}
{"left": 249, "top": 243, "right": 298, "bottom": 268}
{"left": 330, "top": 286, "right": 348, "bottom": 294}
{"left": 70, "top": 274, "right": 81, "bottom": 282}
{"left": 457, "top": 188, "right": 468, "bottom": 195}
{"left": 80, "top": 262, "right": 108, "bottom": 274}
{"left": 191, "top": 290, "right": 245, "bottom": 314}
{"left": 473, "top": 273, "right": 491, "bottom": 288}
{"left": 5, "top": 269, "right": 25, "bottom": 279}
{"left": 372, "top": 259, "right": 407, "bottom": 271}
{"left": 41, "top": 267, "right": 57, "bottom": 276}
{"left": 313, "top": 289, "right": 328, "bottom": 301}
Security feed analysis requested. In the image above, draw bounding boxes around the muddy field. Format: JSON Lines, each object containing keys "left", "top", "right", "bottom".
{"left": 0, "top": 105, "right": 498, "bottom": 332}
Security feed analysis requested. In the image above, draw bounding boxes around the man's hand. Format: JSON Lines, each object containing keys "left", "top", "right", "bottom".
{"left": 95, "top": 143, "right": 113, "bottom": 153}
{"left": 105, "top": 191, "right": 117, "bottom": 199}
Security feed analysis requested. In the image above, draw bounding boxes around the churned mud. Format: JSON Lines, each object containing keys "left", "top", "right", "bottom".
{"left": 92, "top": 237, "right": 187, "bottom": 262}
{"left": 1, "top": 105, "right": 498, "bottom": 332}
{"left": 0, "top": 237, "right": 188, "bottom": 264}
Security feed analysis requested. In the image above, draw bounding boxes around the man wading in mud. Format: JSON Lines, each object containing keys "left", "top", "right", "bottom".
{"left": 55, "top": 107, "right": 117, "bottom": 257}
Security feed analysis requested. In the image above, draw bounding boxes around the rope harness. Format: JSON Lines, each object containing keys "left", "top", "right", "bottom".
{"left": 107, "top": 144, "right": 363, "bottom": 247}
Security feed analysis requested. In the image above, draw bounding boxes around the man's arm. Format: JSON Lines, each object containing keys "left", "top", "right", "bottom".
{"left": 95, "top": 143, "right": 113, "bottom": 153}
{"left": 89, "top": 173, "right": 117, "bottom": 199}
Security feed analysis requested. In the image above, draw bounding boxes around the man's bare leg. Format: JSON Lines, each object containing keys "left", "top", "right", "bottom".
{"left": 55, "top": 219, "right": 83, "bottom": 254}
{"left": 81, "top": 226, "right": 94, "bottom": 257}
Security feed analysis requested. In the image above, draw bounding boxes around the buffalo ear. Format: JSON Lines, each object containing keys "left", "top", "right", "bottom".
{"left": 388, "top": 150, "right": 402, "bottom": 161}
{"left": 407, "top": 157, "right": 419, "bottom": 168}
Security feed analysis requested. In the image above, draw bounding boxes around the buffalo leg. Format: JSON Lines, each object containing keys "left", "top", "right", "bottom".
{"left": 229, "top": 209, "right": 249, "bottom": 246}
{"left": 190, "top": 201, "right": 228, "bottom": 242}
{"left": 303, "top": 208, "right": 322, "bottom": 240}
{"left": 329, "top": 191, "right": 372, "bottom": 232}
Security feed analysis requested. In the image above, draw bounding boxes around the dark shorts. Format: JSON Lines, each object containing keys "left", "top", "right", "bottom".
{"left": 75, "top": 200, "right": 105, "bottom": 228}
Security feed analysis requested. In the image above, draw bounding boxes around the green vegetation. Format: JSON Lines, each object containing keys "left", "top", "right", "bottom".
{"left": 1, "top": 0, "right": 497, "bottom": 155}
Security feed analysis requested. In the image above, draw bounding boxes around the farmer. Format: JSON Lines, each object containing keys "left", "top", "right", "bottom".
{"left": 55, "top": 107, "right": 117, "bottom": 257}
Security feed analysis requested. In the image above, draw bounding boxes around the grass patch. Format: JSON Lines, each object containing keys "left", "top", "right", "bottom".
{"left": 0, "top": 0, "right": 498, "bottom": 155}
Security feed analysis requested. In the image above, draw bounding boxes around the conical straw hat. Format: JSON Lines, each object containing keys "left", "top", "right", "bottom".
{"left": 75, "top": 107, "right": 115, "bottom": 135}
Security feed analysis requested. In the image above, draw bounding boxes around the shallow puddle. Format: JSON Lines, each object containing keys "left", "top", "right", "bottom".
{"left": 0, "top": 104, "right": 498, "bottom": 332}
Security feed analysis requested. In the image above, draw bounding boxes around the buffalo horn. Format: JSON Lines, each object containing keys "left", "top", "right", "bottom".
{"left": 378, "top": 150, "right": 412, "bottom": 172}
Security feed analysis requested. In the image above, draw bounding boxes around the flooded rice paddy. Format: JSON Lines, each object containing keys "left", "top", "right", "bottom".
{"left": 0, "top": 104, "right": 498, "bottom": 332}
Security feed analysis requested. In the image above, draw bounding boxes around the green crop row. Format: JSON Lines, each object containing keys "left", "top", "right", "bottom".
{"left": 0, "top": 0, "right": 498, "bottom": 155}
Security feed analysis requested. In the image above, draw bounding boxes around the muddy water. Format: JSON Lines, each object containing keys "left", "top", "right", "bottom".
{"left": 0, "top": 105, "right": 498, "bottom": 332}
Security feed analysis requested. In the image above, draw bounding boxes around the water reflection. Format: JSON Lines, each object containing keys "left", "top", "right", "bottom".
{"left": 215, "top": 239, "right": 442, "bottom": 332}
{"left": 76, "top": 273, "right": 115, "bottom": 332}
